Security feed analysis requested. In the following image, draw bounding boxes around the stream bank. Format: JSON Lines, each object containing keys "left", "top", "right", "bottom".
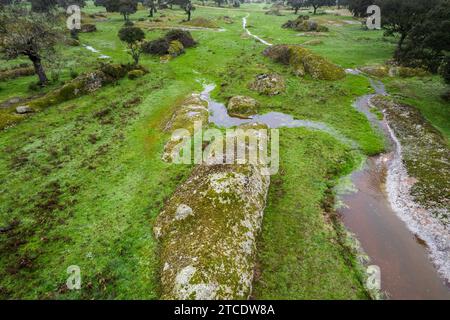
{"left": 337, "top": 72, "right": 450, "bottom": 299}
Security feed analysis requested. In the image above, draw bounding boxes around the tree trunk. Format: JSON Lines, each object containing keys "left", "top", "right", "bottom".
{"left": 313, "top": 6, "right": 317, "bottom": 15}
{"left": 398, "top": 33, "right": 407, "bottom": 50}
{"left": 29, "top": 54, "right": 48, "bottom": 85}
{"left": 187, "top": 10, "right": 191, "bottom": 21}
{"left": 149, "top": 8, "right": 153, "bottom": 17}
{"left": 295, "top": 7, "right": 298, "bottom": 14}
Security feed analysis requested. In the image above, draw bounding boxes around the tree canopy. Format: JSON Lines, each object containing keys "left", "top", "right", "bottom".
{"left": 0, "top": 5, "right": 60, "bottom": 84}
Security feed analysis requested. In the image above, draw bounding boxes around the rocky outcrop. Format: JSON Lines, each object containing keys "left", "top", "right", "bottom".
{"left": 162, "top": 94, "right": 209, "bottom": 162}
{"left": 248, "top": 73, "right": 286, "bottom": 95}
{"left": 15, "top": 106, "right": 34, "bottom": 114}
{"left": 154, "top": 162, "right": 270, "bottom": 299}
{"left": 370, "top": 95, "right": 449, "bottom": 223}
{"left": 227, "top": 96, "right": 259, "bottom": 118}
{"left": 263, "top": 45, "right": 345, "bottom": 80}
{"left": 358, "top": 65, "right": 429, "bottom": 78}
{"left": 282, "top": 15, "right": 328, "bottom": 32}
{"left": 358, "top": 65, "right": 389, "bottom": 78}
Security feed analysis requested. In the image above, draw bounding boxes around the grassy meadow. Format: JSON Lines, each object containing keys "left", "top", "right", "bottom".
{"left": 0, "top": 2, "right": 448, "bottom": 299}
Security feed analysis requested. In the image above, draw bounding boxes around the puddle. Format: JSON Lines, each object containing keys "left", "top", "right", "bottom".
{"left": 338, "top": 71, "right": 450, "bottom": 299}
{"left": 199, "top": 83, "right": 355, "bottom": 146}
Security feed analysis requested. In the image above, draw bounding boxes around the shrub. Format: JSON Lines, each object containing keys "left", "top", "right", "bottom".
{"left": 164, "top": 29, "right": 196, "bottom": 48}
{"left": 128, "top": 69, "right": 145, "bottom": 80}
{"left": 142, "top": 38, "right": 170, "bottom": 55}
{"left": 70, "top": 69, "right": 79, "bottom": 79}
{"left": 282, "top": 16, "right": 328, "bottom": 32}
{"left": 99, "top": 63, "right": 130, "bottom": 80}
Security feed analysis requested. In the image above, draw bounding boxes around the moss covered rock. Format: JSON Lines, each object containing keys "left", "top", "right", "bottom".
{"left": 371, "top": 95, "right": 449, "bottom": 222}
{"left": 154, "top": 162, "right": 270, "bottom": 299}
{"left": 165, "top": 29, "right": 196, "bottom": 48}
{"left": 248, "top": 73, "right": 286, "bottom": 95}
{"left": 263, "top": 45, "right": 345, "bottom": 80}
{"left": 183, "top": 17, "right": 219, "bottom": 29}
{"left": 127, "top": 69, "right": 145, "bottom": 80}
{"left": 168, "top": 40, "right": 185, "bottom": 57}
{"left": 162, "top": 94, "right": 209, "bottom": 162}
{"left": 27, "top": 64, "right": 132, "bottom": 111}
{"left": 227, "top": 96, "right": 259, "bottom": 118}
{"left": 389, "top": 66, "right": 429, "bottom": 78}
{"left": 282, "top": 16, "right": 328, "bottom": 32}
{"left": 358, "top": 65, "right": 389, "bottom": 78}
{"left": 0, "top": 66, "right": 34, "bottom": 81}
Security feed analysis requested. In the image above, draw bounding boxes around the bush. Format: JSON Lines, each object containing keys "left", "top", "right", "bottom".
{"left": 128, "top": 69, "right": 145, "bottom": 80}
{"left": 99, "top": 63, "right": 130, "bottom": 80}
{"left": 70, "top": 69, "right": 79, "bottom": 79}
{"left": 165, "top": 29, "right": 196, "bottom": 48}
{"left": 28, "top": 82, "right": 40, "bottom": 92}
{"left": 142, "top": 38, "right": 170, "bottom": 55}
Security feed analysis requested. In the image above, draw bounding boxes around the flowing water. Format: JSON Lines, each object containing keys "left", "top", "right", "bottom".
{"left": 337, "top": 72, "right": 450, "bottom": 299}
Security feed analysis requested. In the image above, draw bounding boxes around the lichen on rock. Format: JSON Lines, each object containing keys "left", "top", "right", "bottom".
{"left": 227, "top": 96, "right": 259, "bottom": 118}
{"left": 154, "top": 162, "right": 270, "bottom": 299}
{"left": 370, "top": 95, "right": 449, "bottom": 224}
{"left": 248, "top": 73, "right": 286, "bottom": 95}
{"left": 263, "top": 45, "right": 345, "bottom": 80}
{"left": 282, "top": 15, "right": 329, "bottom": 32}
{"left": 162, "top": 94, "right": 209, "bottom": 162}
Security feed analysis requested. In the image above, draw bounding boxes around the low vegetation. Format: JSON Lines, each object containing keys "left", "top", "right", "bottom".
{"left": 0, "top": 0, "right": 448, "bottom": 300}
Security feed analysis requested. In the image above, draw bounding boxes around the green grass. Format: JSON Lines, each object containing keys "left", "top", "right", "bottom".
{"left": 0, "top": 2, "right": 447, "bottom": 299}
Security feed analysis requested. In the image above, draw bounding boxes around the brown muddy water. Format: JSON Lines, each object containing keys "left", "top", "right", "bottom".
{"left": 338, "top": 155, "right": 450, "bottom": 299}
{"left": 338, "top": 72, "right": 450, "bottom": 299}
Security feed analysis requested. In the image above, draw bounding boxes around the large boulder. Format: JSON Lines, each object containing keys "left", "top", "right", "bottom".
{"left": 358, "top": 65, "right": 389, "bottom": 78}
{"left": 162, "top": 94, "right": 209, "bottom": 162}
{"left": 248, "top": 73, "right": 286, "bottom": 95}
{"left": 154, "top": 162, "right": 270, "bottom": 299}
{"left": 282, "top": 15, "right": 328, "bottom": 32}
{"left": 263, "top": 45, "right": 345, "bottom": 80}
{"left": 389, "top": 66, "right": 429, "bottom": 78}
{"left": 227, "top": 96, "right": 259, "bottom": 118}
{"left": 168, "top": 40, "right": 185, "bottom": 57}
{"left": 15, "top": 105, "right": 33, "bottom": 114}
